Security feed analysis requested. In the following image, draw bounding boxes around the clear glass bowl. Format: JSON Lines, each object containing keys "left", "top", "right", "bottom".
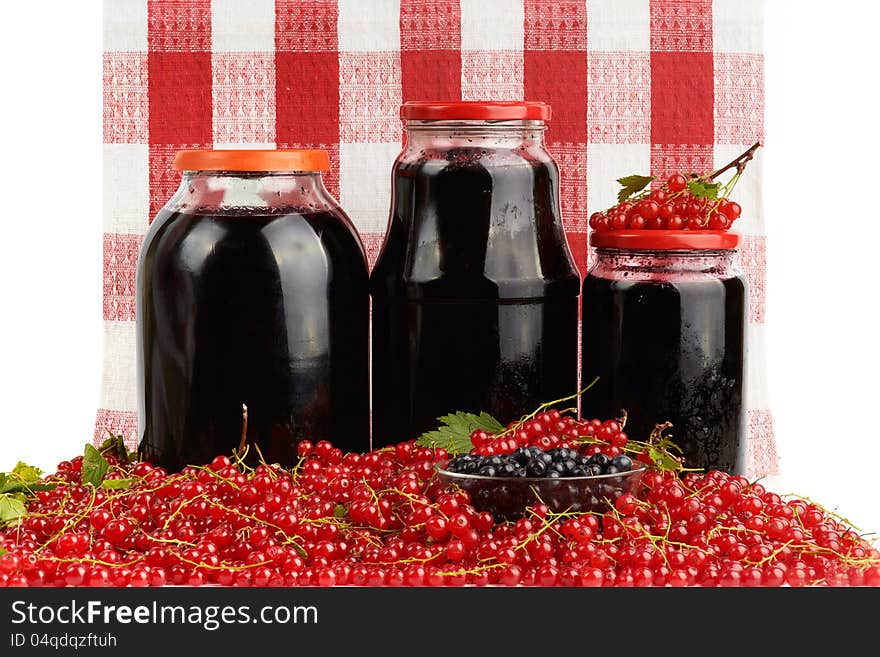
{"left": 436, "top": 464, "right": 647, "bottom": 521}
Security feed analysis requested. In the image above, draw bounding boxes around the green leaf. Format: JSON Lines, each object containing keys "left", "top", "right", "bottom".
{"left": 0, "top": 462, "right": 53, "bottom": 495}
{"left": 0, "top": 480, "right": 57, "bottom": 495}
{"left": 415, "top": 411, "right": 505, "bottom": 456}
{"left": 687, "top": 179, "right": 721, "bottom": 200}
{"left": 0, "top": 546, "right": 7, "bottom": 556}
{"left": 616, "top": 174, "right": 655, "bottom": 203}
{"left": 99, "top": 431, "right": 132, "bottom": 463}
{"left": 11, "top": 462, "right": 42, "bottom": 483}
{"left": 100, "top": 478, "right": 133, "bottom": 490}
{"left": 649, "top": 447, "right": 681, "bottom": 472}
{"left": 82, "top": 444, "right": 110, "bottom": 487}
{"left": 0, "top": 494, "right": 27, "bottom": 524}
{"left": 333, "top": 504, "right": 348, "bottom": 519}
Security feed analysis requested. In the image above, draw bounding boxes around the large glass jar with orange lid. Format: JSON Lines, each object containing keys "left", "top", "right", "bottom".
{"left": 136, "top": 150, "right": 369, "bottom": 471}
{"left": 581, "top": 230, "right": 748, "bottom": 474}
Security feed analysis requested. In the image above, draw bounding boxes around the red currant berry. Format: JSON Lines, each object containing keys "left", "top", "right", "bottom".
{"left": 667, "top": 173, "right": 687, "bottom": 193}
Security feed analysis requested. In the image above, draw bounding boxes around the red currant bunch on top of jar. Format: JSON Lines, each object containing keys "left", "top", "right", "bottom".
{"left": 589, "top": 142, "right": 759, "bottom": 233}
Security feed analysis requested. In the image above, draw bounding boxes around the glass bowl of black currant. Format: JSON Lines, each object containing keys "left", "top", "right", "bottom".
{"left": 436, "top": 447, "right": 646, "bottom": 521}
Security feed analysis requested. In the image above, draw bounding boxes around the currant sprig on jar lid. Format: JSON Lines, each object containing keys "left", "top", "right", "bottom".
{"left": 589, "top": 141, "right": 761, "bottom": 233}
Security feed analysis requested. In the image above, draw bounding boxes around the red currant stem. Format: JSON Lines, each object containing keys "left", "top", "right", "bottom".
{"left": 379, "top": 487, "right": 434, "bottom": 511}
{"left": 390, "top": 554, "right": 445, "bottom": 567}
{"left": 718, "top": 171, "right": 741, "bottom": 198}
{"left": 703, "top": 141, "right": 762, "bottom": 182}
{"left": 512, "top": 498, "right": 575, "bottom": 551}
{"left": 233, "top": 445, "right": 256, "bottom": 475}
{"left": 251, "top": 443, "right": 279, "bottom": 480}
{"left": 360, "top": 478, "right": 381, "bottom": 506}
{"left": 349, "top": 523, "right": 397, "bottom": 536}
{"left": 793, "top": 545, "right": 877, "bottom": 567}
{"left": 503, "top": 377, "right": 600, "bottom": 437}
{"left": 290, "top": 454, "right": 306, "bottom": 482}
{"left": 177, "top": 554, "right": 274, "bottom": 572}
{"left": 162, "top": 498, "right": 198, "bottom": 530}
{"left": 789, "top": 507, "right": 810, "bottom": 534}
{"left": 144, "top": 536, "right": 197, "bottom": 548}
{"left": 633, "top": 508, "right": 681, "bottom": 568}
{"left": 705, "top": 524, "right": 758, "bottom": 541}
{"left": 572, "top": 435, "right": 685, "bottom": 473}
{"left": 199, "top": 496, "right": 307, "bottom": 555}
{"left": 351, "top": 532, "right": 384, "bottom": 550}
{"left": 44, "top": 555, "right": 143, "bottom": 568}
{"left": 436, "top": 563, "right": 506, "bottom": 577}
{"left": 190, "top": 465, "right": 242, "bottom": 491}
{"left": 750, "top": 540, "right": 795, "bottom": 567}
{"left": 36, "top": 488, "right": 97, "bottom": 554}
{"left": 779, "top": 493, "right": 862, "bottom": 532}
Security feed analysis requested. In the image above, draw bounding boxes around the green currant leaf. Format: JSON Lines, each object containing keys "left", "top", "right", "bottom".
{"left": 11, "top": 462, "right": 42, "bottom": 483}
{"left": 0, "top": 480, "right": 57, "bottom": 495}
{"left": 333, "top": 504, "right": 348, "bottom": 519}
{"left": 82, "top": 444, "right": 110, "bottom": 487}
{"left": 0, "top": 462, "right": 53, "bottom": 495}
{"left": 687, "top": 179, "right": 721, "bottom": 200}
{"left": 98, "top": 431, "right": 132, "bottom": 463}
{"left": 616, "top": 175, "right": 655, "bottom": 203}
{"left": 648, "top": 447, "right": 682, "bottom": 472}
{"left": 100, "top": 478, "right": 134, "bottom": 490}
{"left": 0, "top": 546, "right": 7, "bottom": 556}
{"left": 415, "top": 411, "right": 505, "bottom": 456}
{"left": 0, "top": 494, "right": 27, "bottom": 524}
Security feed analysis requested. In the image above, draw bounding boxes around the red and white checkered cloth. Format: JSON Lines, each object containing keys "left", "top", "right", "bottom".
{"left": 102, "top": 0, "right": 776, "bottom": 477}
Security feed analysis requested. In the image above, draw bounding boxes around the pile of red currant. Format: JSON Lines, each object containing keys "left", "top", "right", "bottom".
{"left": 589, "top": 172, "right": 743, "bottom": 233}
{"left": 471, "top": 411, "right": 632, "bottom": 460}
{"left": 1, "top": 426, "right": 878, "bottom": 587}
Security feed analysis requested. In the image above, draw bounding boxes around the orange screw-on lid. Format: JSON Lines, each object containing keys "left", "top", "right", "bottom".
{"left": 173, "top": 149, "right": 330, "bottom": 172}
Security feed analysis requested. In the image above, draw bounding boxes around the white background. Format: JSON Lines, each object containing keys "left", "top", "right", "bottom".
{"left": 0, "top": 1, "right": 878, "bottom": 536}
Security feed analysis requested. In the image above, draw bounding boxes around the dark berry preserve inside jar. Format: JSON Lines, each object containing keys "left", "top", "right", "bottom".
{"left": 581, "top": 231, "right": 748, "bottom": 474}
{"left": 137, "top": 150, "right": 369, "bottom": 471}
{"left": 371, "top": 102, "right": 580, "bottom": 446}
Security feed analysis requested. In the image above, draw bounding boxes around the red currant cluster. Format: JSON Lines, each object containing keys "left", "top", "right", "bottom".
{"left": 470, "top": 410, "right": 629, "bottom": 458}
{"left": 606, "top": 469, "right": 879, "bottom": 586}
{"left": 589, "top": 173, "right": 742, "bottom": 233}
{"left": 0, "top": 435, "right": 878, "bottom": 587}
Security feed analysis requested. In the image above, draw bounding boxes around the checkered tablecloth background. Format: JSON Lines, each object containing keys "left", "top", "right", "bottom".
{"left": 102, "top": 0, "right": 776, "bottom": 476}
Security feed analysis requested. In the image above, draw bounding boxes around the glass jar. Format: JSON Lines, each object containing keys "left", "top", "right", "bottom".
{"left": 581, "top": 231, "right": 748, "bottom": 474}
{"left": 371, "top": 101, "right": 580, "bottom": 446}
{"left": 137, "top": 150, "right": 369, "bottom": 471}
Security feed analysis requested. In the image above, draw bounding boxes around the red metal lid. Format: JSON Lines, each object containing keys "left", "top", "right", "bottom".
{"left": 590, "top": 230, "right": 741, "bottom": 250}
{"left": 400, "top": 101, "right": 551, "bottom": 121}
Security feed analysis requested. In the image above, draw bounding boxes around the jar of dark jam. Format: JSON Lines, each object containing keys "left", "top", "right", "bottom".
{"left": 371, "top": 102, "right": 580, "bottom": 446}
{"left": 137, "top": 150, "right": 369, "bottom": 471}
{"left": 581, "top": 231, "right": 748, "bottom": 474}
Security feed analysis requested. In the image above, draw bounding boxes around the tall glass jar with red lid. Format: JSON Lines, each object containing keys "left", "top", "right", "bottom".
{"left": 581, "top": 231, "right": 748, "bottom": 474}
{"left": 136, "top": 150, "right": 369, "bottom": 471}
{"left": 371, "top": 101, "right": 580, "bottom": 446}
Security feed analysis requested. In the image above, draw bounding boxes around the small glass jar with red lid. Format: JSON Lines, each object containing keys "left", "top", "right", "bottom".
{"left": 581, "top": 231, "right": 748, "bottom": 474}
{"left": 371, "top": 101, "right": 580, "bottom": 446}
{"left": 136, "top": 150, "right": 369, "bottom": 471}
